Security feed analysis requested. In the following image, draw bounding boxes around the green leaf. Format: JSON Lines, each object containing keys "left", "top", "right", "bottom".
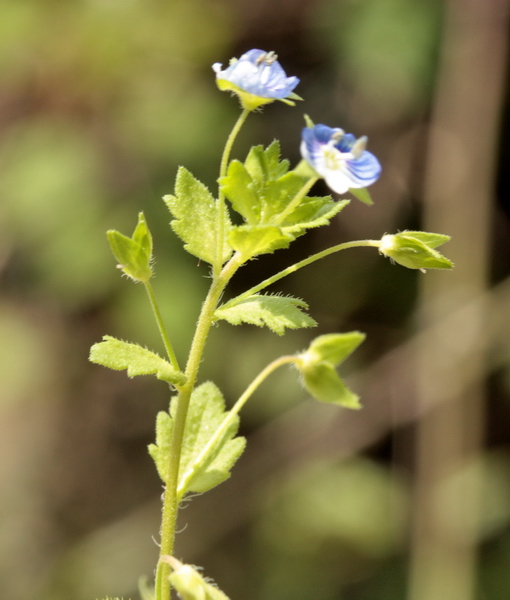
{"left": 282, "top": 198, "right": 350, "bottom": 233}
{"left": 89, "top": 336, "right": 186, "bottom": 386}
{"left": 244, "top": 141, "right": 289, "bottom": 183}
{"left": 107, "top": 212, "right": 153, "bottom": 282}
{"left": 228, "top": 224, "right": 293, "bottom": 259}
{"left": 166, "top": 558, "right": 230, "bottom": 600}
{"left": 219, "top": 160, "right": 260, "bottom": 224}
{"left": 149, "top": 382, "right": 246, "bottom": 499}
{"left": 176, "top": 382, "right": 246, "bottom": 498}
{"left": 305, "top": 332, "right": 366, "bottom": 366}
{"left": 148, "top": 410, "right": 173, "bottom": 481}
{"left": 349, "top": 186, "right": 374, "bottom": 206}
{"left": 164, "top": 167, "right": 232, "bottom": 265}
{"left": 301, "top": 362, "right": 361, "bottom": 408}
{"left": 215, "top": 294, "right": 317, "bottom": 335}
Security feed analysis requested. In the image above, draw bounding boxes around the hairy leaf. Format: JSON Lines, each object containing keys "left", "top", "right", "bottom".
{"left": 164, "top": 167, "right": 232, "bottom": 265}
{"left": 149, "top": 382, "right": 246, "bottom": 499}
{"left": 228, "top": 224, "right": 293, "bottom": 259}
{"left": 215, "top": 294, "right": 317, "bottom": 335}
{"left": 89, "top": 336, "right": 186, "bottom": 386}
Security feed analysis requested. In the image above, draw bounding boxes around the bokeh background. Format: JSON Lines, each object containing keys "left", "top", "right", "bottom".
{"left": 1, "top": 0, "right": 510, "bottom": 599}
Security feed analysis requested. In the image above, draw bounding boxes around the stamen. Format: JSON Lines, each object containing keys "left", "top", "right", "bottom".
{"left": 256, "top": 51, "right": 278, "bottom": 66}
{"left": 351, "top": 136, "right": 367, "bottom": 159}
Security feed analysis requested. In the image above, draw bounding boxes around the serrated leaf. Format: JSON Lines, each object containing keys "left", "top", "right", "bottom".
{"left": 283, "top": 198, "right": 350, "bottom": 233}
{"left": 215, "top": 294, "right": 317, "bottom": 335}
{"left": 164, "top": 167, "right": 232, "bottom": 265}
{"left": 306, "top": 332, "right": 366, "bottom": 366}
{"left": 89, "top": 335, "right": 186, "bottom": 386}
{"left": 244, "top": 141, "right": 289, "bottom": 183}
{"left": 149, "top": 382, "right": 246, "bottom": 498}
{"left": 148, "top": 411, "right": 174, "bottom": 481}
{"left": 228, "top": 224, "right": 293, "bottom": 259}
{"left": 349, "top": 186, "right": 374, "bottom": 206}
{"left": 219, "top": 160, "right": 260, "bottom": 224}
{"left": 301, "top": 362, "right": 361, "bottom": 408}
{"left": 176, "top": 382, "right": 246, "bottom": 498}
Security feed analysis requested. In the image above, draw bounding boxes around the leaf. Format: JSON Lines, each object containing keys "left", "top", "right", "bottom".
{"left": 301, "top": 362, "right": 361, "bottom": 408}
{"left": 215, "top": 294, "right": 317, "bottom": 335}
{"left": 244, "top": 141, "right": 289, "bottom": 183}
{"left": 349, "top": 186, "right": 374, "bottom": 206}
{"left": 219, "top": 160, "right": 260, "bottom": 224}
{"left": 176, "top": 382, "right": 246, "bottom": 498}
{"left": 228, "top": 224, "right": 293, "bottom": 259}
{"left": 107, "top": 212, "right": 153, "bottom": 282}
{"left": 148, "top": 382, "right": 246, "bottom": 499}
{"left": 89, "top": 336, "right": 186, "bottom": 386}
{"left": 148, "top": 411, "right": 173, "bottom": 481}
{"left": 282, "top": 198, "right": 350, "bottom": 234}
{"left": 164, "top": 167, "right": 232, "bottom": 265}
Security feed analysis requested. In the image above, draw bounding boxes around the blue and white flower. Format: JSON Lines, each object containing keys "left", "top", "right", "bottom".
{"left": 213, "top": 49, "right": 300, "bottom": 111}
{"left": 300, "top": 124, "right": 381, "bottom": 194}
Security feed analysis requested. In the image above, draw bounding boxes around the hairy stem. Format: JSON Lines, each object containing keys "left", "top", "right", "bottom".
{"left": 155, "top": 252, "right": 244, "bottom": 600}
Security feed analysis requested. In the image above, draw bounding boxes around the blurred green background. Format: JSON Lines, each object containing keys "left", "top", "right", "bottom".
{"left": 1, "top": 1, "right": 510, "bottom": 599}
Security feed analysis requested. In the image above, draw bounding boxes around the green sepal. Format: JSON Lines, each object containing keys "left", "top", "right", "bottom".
{"left": 107, "top": 212, "right": 153, "bottom": 282}
{"left": 349, "top": 186, "right": 374, "bottom": 206}
{"left": 228, "top": 224, "right": 293, "bottom": 259}
{"left": 300, "top": 362, "right": 361, "bottom": 408}
{"left": 215, "top": 294, "right": 317, "bottom": 335}
{"left": 379, "top": 231, "right": 453, "bottom": 270}
{"left": 148, "top": 382, "right": 246, "bottom": 499}
{"left": 296, "top": 332, "right": 366, "bottom": 408}
{"left": 305, "top": 332, "right": 366, "bottom": 366}
{"left": 89, "top": 335, "right": 186, "bottom": 386}
{"left": 165, "top": 557, "right": 230, "bottom": 600}
{"left": 164, "top": 167, "right": 232, "bottom": 266}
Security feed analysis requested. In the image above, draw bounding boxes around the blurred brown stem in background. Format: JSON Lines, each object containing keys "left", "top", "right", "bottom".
{"left": 408, "top": 0, "right": 509, "bottom": 599}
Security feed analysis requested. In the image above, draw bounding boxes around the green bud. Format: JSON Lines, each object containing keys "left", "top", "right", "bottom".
{"left": 379, "top": 231, "right": 453, "bottom": 271}
{"left": 162, "top": 556, "right": 230, "bottom": 600}
{"left": 107, "top": 212, "right": 153, "bottom": 282}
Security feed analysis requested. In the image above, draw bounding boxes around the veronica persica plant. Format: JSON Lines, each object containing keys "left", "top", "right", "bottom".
{"left": 90, "top": 49, "right": 453, "bottom": 600}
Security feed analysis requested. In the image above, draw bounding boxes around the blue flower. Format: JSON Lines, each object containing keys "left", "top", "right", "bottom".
{"left": 300, "top": 124, "right": 381, "bottom": 194}
{"left": 213, "top": 49, "right": 300, "bottom": 111}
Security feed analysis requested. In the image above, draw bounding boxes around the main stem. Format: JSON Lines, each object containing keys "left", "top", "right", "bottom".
{"left": 155, "top": 253, "right": 244, "bottom": 600}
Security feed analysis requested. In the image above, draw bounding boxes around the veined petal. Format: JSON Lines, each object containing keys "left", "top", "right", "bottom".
{"left": 300, "top": 123, "right": 381, "bottom": 197}
{"left": 213, "top": 49, "right": 300, "bottom": 110}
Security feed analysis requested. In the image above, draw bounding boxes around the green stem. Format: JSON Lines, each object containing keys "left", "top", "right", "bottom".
{"left": 155, "top": 252, "right": 245, "bottom": 600}
{"left": 145, "top": 281, "right": 181, "bottom": 373}
{"left": 272, "top": 176, "right": 319, "bottom": 225}
{"left": 177, "top": 354, "right": 297, "bottom": 500}
{"left": 215, "top": 108, "right": 251, "bottom": 275}
{"left": 222, "top": 239, "right": 381, "bottom": 309}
